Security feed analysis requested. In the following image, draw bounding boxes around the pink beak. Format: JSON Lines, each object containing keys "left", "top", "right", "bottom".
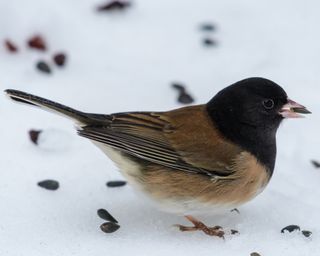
{"left": 279, "top": 99, "right": 311, "bottom": 118}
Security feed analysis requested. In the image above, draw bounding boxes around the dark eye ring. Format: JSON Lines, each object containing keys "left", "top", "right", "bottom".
{"left": 262, "top": 99, "right": 274, "bottom": 109}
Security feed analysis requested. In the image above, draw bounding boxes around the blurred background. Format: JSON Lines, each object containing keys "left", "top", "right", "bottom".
{"left": 0, "top": 0, "right": 319, "bottom": 255}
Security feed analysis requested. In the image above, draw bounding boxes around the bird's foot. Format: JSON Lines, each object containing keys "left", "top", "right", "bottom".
{"left": 175, "top": 215, "right": 229, "bottom": 238}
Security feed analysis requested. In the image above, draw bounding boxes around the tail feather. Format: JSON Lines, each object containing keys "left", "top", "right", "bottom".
{"left": 5, "top": 89, "right": 110, "bottom": 125}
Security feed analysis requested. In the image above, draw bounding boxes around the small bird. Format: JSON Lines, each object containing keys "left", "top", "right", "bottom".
{"left": 5, "top": 77, "right": 310, "bottom": 237}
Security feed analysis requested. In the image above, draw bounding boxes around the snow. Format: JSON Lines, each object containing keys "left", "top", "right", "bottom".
{"left": 0, "top": 0, "right": 320, "bottom": 255}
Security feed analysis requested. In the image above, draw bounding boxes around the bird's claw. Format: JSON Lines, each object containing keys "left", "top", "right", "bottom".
{"left": 174, "top": 215, "right": 231, "bottom": 238}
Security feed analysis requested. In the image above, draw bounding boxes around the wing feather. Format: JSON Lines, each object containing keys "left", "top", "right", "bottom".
{"left": 78, "top": 109, "right": 238, "bottom": 178}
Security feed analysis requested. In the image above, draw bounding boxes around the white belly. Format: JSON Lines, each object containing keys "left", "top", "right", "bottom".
{"left": 92, "top": 141, "right": 240, "bottom": 215}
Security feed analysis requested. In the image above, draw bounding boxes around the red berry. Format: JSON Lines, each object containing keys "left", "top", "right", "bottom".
{"left": 4, "top": 39, "right": 18, "bottom": 53}
{"left": 28, "top": 35, "right": 47, "bottom": 51}
{"left": 53, "top": 53, "right": 67, "bottom": 67}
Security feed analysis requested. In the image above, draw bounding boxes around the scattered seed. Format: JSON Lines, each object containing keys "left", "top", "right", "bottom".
{"left": 178, "top": 92, "right": 194, "bottom": 104}
{"left": 53, "top": 53, "right": 67, "bottom": 67}
{"left": 231, "top": 229, "right": 239, "bottom": 235}
{"left": 231, "top": 208, "right": 240, "bottom": 214}
{"left": 29, "top": 129, "right": 42, "bottom": 145}
{"left": 171, "top": 83, "right": 194, "bottom": 104}
{"left": 36, "top": 61, "right": 51, "bottom": 74}
{"left": 200, "top": 23, "right": 216, "bottom": 32}
{"left": 100, "top": 222, "right": 120, "bottom": 233}
{"left": 172, "top": 83, "right": 185, "bottom": 91}
{"left": 97, "top": 209, "right": 118, "bottom": 223}
{"left": 97, "top": 1, "right": 131, "bottom": 11}
{"left": 301, "top": 230, "right": 312, "bottom": 238}
{"left": 203, "top": 38, "right": 217, "bottom": 47}
{"left": 4, "top": 39, "right": 18, "bottom": 53}
{"left": 311, "top": 160, "right": 320, "bottom": 168}
{"left": 106, "top": 180, "right": 127, "bottom": 187}
{"left": 28, "top": 35, "right": 47, "bottom": 51}
{"left": 281, "top": 225, "right": 300, "bottom": 233}
{"left": 37, "top": 180, "right": 59, "bottom": 190}
{"left": 251, "top": 253, "right": 261, "bottom": 256}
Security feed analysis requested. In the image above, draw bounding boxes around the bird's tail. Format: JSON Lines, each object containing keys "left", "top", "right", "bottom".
{"left": 5, "top": 89, "right": 109, "bottom": 125}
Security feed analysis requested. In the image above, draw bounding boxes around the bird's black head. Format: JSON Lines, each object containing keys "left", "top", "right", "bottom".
{"left": 207, "top": 77, "right": 309, "bottom": 174}
{"left": 208, "top": 78, "right": 288, "bottom": 132}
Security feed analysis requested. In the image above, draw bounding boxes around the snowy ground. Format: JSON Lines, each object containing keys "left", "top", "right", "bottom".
{"left": 1, "top": 0, "right": 320, "bottom": 255}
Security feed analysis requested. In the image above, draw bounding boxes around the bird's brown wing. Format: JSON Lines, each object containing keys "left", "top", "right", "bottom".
{"left": 78, "top": 105, "right": 242, "bottom": 178}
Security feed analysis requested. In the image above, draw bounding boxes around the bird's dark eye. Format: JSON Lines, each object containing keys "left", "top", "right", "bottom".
{"left": 262, "top": 99, "right": 274, "bottom": 110}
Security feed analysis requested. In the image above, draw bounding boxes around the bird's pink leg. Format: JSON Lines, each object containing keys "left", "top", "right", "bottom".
{"left": 175, "top": 215, "right": 226, "bottom": 238}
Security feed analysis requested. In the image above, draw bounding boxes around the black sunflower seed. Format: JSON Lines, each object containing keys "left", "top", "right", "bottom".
{"left": 203, "top": 38, "right": 217, "bottom": 47}
{"left": 250, "top": 253, "right": 261, "bottom": 256}
{"left": 200, "top": 23, "right": 216, "bottom": 32}
{"left": 231, "top": 229, "right": 239, "bottom": 235}
{"left": 97, "top": 1, "right": 131, "bottom": 12}
{"left": 172, "top": 83, "right": 185, "bottom": 91}
{"left": 301, "top": 230, "right": 312, "bottom": 238}
{"left": 281, "top": 225, "right": 300, "bottom": 233}
{"left": 311, "top": 160, "right": 320, "bottom": 168}
{"left": 36, "top": 61, "right": 51, "bottom": 74}
{"left": 178, "top": 92, "right": 194, "bottom": 104}
{"left": 231, "top": 208, "right": 240, "bottom": 214}
{"left": 97, "top": 209, "right": 118, "bottom": 223}
{"left": 171, "top": 83, "right": 194, "bottom": 104}
{"left": 37, "top": 180, "right": 59, "bottom": 190}
{"left": 100, "top": 222, "right": 120, "bottom": 233}
{"left": 106, "top": 180, "right": 127, "bottom": 187}
{"left": 29, "top": 129, "right": 42, "bottom": 145}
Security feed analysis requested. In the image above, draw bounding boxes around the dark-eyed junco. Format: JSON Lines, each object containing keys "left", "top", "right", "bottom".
{"left": 5, "top": 77, "right": 310, "bottom": 237}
